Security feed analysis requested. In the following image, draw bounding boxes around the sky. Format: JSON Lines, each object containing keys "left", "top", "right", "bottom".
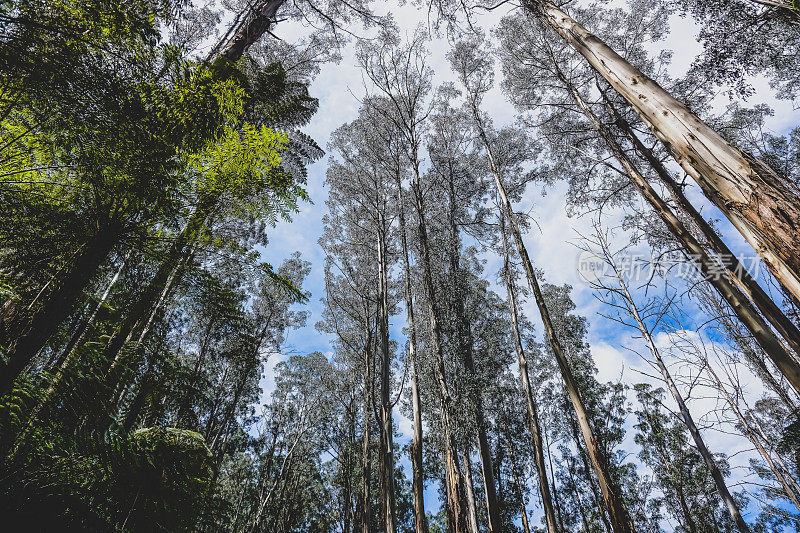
{"left": 246, "top": 0, "right": 800, "bottom": 528}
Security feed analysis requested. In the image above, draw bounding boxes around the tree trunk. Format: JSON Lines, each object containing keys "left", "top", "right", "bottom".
{"left": 396, "top": 178, "right": 429, "bottom": 533}
{"left": 566, "top": 453, "right": 593, "bottom": 533}
{"left": 7, "top": 253, "right": 129, "bottom": 457}
{"left": 462, "top": 449, "right": 480, "bottom": 533}
{"left": 410, "top": 168, "right": 469, "bottom": 532}
{"left": 100, "top": 200, "right": 212, "bottom": 393}
{"left": 606, "top": 250, "right": 751, "bottom": 532}
{"left": 210, "top": 0, "right": 286, "bottom": 65}
{"left": 0, "top": 220, "right": 121, "bottom": 395}
{"left": 0, "top": 0, "right": 283, "bottom": 396}
{"left": 362, "top": 327, "right": 374, "bottom": 533}
{"left": 178, "top": 314, "right": 219, "bottom": 429}
{"left": 52, "top": 250, "right": 130, "bottom": 372}
{"left": 603, "top": 95, "right": 800, "bottom": 357}
{"left": 544, "top": 430, "right": 567, "bottom": 532}
{"left": 747, "top": 0, "right": 800, "bottom": 22}
{"left": 103, "top": 242, "right": 188, "bottom": 407}
{"left": 376, "top": 214, "right": 397, "bottom": 533}
{"left": 525, "top": 0, "right": 800, "bottom": 302}
{"left": 473, "top": 104, "right": 635, "bottom": 533}
{"left": 510, "top": 452, "right": 532, "bottom": 533}
{"left": 500, "top": 212, "right": 559, "bottom": 533}
{"left": 445, "top": 171, "right": 503, "bottom": 533}
{"left": 551, "top": 59, "right": 800, "bottom": 395}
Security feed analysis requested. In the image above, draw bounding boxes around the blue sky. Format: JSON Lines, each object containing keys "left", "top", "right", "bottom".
{"left": 250, "top": 1, "right": 800, "bottom": 528}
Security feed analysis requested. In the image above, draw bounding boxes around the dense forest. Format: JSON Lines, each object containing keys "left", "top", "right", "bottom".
{"left": 1, "top": 0, "right": 800, "bottom": 531}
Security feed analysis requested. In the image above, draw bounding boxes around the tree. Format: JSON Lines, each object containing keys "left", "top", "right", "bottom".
{"left": 449, "top": 34, "right": 637, "bottom": 533}
{"left": 357, "top": 29, "right": 471, "bottom": 531}
{"left": 584, "top": 223, "right": 752, "bottom": 532}
{"left": 634, "top": 385, "right": 742, "bottom": 533}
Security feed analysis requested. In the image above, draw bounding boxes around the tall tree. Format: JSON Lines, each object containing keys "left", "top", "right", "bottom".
{"left": 449, "top": 36, "right": 636, "bottom": 533}
{"left": 585, "top": 224, "right": 752, "bottom": 532}
{"left": 358, "top": 29, "right": 470, "bottom": 531}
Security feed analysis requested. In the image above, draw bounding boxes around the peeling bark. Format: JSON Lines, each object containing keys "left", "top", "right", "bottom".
{"left": 549, "top": 55, "right": 800, "bottom": 396}
{"left": 525, "top": 0, "right": 800, "bottom": 302}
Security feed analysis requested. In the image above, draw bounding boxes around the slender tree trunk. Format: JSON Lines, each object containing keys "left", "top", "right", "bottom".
{"left": 362, "top": 327, "right": 374, "bottom": 533}
{"left": 603, "top": 95, "right": 800, "bottom": 357}
{"left": 509, "top": 452, "right": 532, "bottom": 533}
{"left": 100, "top": 200, "right": 212, "bottom": 394}
{"left": 178, "top": 314, "right": 219, "bottom": 429}
{"left": 104, "top": 243, "right": 188, "bottom": 407}
{"left": 569, "top": 417, "right": 613, "bottom": 533}
{"left": 500, "top": 212, "right": 559, "bottom": 533}
{"left": 544, "top": 430, "right": 567, "bottom": 532}
{"left": 396, "top": 178, "right": 429, "bottom": 533}
{"left": 410, "top": 167, "right": 469, "bottom": 532}
{"left": 473, "top": 103, "right": 635, "bottom": 533}
{"left": 604, "top": 249, "right": 751, "bottom": 532}
{"left": 524, "top": 0, "right": 800, "bottom": 302}
{"left": 445, "top": 173, "right": 503, "bottom": 533}
{"left": 550, "top": 57, "right": 800, "bottom": 396}
{"left": 376, "top": 215, "right": 397, "bottom": 533}
{"left": 566, "top": 454, "right": 593, "bottom": 533}
{"left": 52, "top": 250, "right": 130, "bottom": 372}
{"left": 0, "top": 220, "right": 121, "bottom": 395}
{"left": 462, "top": 449, "right": 480, "bottom": 533}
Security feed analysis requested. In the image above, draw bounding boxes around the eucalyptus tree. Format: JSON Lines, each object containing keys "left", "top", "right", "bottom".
{"left": 426, "top": 91, "right": 504, "bottom": 533}
{"left": 555, "top": 58, "right": 800, "bottom": 395}
{"left": 448, "top": 35, "right": 636, "bottom": 533}
{"left": 495, "top": 11, "right": 800, "bottom": 395}
{"left": 357, "top": 28, "right": 471, "bottom": 531}
{"left": 362, "top": 97, "right": 430, "bottom": 532}
{"left": 665, "top": 326, "right": 800, "bottom": 522}
{"left": 434, "top": 0, "right": 800, "bottom": 302}
{"left": 325, "top": 97, "right": 403, "bottom": 533}
{"left": 245, "top": 352, "right": 337, "bottom": 533}
{"left": 633, "top": 385, "right": 742, "bottom": 533}
{"left": 498, "top": 209, "right": 559, "bottom": 533}
{"left": 583, "top": 225, "right": 752, "bottom": 532}
{"left": 319, "top": 191, "right": 380, "bottom": 533}
{"left": 601, "top": 98, "right": 800, "bottom": 358}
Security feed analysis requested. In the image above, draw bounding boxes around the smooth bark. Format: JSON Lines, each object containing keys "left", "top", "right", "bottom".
{"left": 362, "top": 326, "right": 374, "bottom": 533}
{"left": 472, "top": 103, "right": 635, "bottom": 532}
{"left": 603, "top": 247, "right": 751, "bottom": 532}
{"left": 603, "top": 96, "right": 800, "bottom": 357}
{"left": 500, "top": 212, "right": 559, "bottom": 533}
{"left": 462, "top": 449, "right": 480, "bottom": 533}
{"left": 525, "top": 0, "right": 800, "bottom": 302}
{"left": 376, "top": 208, "right": 398, "bottom": 533}
{"left": 550, "top": 59, "right": 800, "bottom": 396}
{"left": 704, "top": 358, "right": 800, "bottom": 514}
{"left": 396, "top": 178, "right": 429, "bottom": 533}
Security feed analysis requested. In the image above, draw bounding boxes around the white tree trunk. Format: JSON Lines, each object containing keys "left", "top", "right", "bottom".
{"left": 528, "top": 0, "right": 800, "bottom": 302}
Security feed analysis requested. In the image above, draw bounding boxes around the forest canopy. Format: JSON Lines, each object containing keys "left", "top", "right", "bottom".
{"left": 1, "top": 0, "right": 800, "bottom": 531}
